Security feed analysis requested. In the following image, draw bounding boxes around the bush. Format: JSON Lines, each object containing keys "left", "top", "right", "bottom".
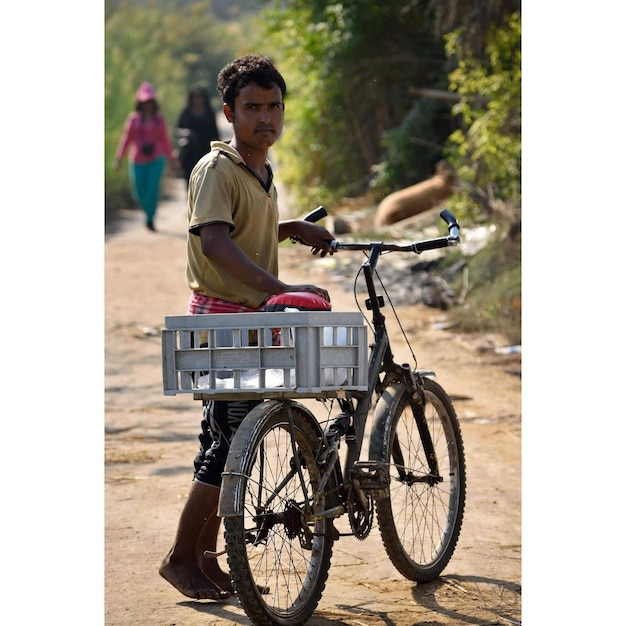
{"left": 450, "top": 226, "right": 521, "bottom": 345}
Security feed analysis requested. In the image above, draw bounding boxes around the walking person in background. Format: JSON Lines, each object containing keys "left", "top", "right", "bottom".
{"left": 113, "top": 82, "right": 177, "bottom": 231}
{"left": 158, "top": 54, "right": 334, "bottom": 601}
{"left": 175, "top": 85, "right": 220, "bottom": 188}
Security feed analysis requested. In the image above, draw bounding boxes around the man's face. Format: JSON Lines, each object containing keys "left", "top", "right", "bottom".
{"left": 224, "top": 83, "right": 284, "bottom": 151}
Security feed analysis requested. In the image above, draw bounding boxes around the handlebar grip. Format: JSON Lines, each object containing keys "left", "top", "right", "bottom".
{"left": 439, "top": 208, "right": 459, "bottom": 230}
{"left": 303, "top": 206, "right": 328, "bottom": 223}
{"left": 291, "top": 206, "right": 329, "bottom": 245}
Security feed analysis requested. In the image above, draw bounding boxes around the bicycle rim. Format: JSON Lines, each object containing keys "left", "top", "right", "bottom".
{"left": 370, "top": 378, "right": 466, "bottom": 581}
{"left": 223, "top": 402, "right": 334, "bottom": 626}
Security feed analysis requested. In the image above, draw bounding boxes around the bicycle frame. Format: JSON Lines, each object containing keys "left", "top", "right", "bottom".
{"left": 312, "top": 209, "right": 461, "bottom": 511}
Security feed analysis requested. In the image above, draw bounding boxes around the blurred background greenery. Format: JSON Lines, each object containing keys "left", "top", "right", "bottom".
{"left": 105, "top": 0, "right": 521, "bottom": 344}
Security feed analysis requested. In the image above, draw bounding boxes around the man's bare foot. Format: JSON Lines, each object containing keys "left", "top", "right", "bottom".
{"left": 159, "top": 555, "right": 231, "bottom": 601}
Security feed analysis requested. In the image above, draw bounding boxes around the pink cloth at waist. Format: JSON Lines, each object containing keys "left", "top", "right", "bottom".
{"left": 187, "top": 292, "right": 263, "bottom": 315}
{"left": 187, "top": 292, "right": 280, "bottom": 344}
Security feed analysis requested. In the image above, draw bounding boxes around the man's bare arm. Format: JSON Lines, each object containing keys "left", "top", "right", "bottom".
{"left": 199, "top": 223, "right": 330, "bottom": 301}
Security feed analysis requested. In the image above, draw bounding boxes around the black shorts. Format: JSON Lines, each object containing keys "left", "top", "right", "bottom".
{"left": 193, "top": 399, "right": 261, "bottom": 486}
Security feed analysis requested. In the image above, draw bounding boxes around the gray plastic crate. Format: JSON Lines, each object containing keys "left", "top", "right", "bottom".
{"left": 162, "top": 311, "right": 369, "bottom": 400}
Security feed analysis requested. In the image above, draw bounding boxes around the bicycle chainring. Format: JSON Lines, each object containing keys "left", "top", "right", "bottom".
{"left": 347, "top": 489, "right": 374, "bottom": 540}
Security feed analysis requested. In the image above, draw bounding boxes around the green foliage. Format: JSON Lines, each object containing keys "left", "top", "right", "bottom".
{"left": 432, "top": 10, "right": 521, "bottom": 345}
{"left": 443, "top": 11, "right": 521, "bottom": 222}
{"left": 452, "top": 231, "right": 521, "bottom": 345}
{"left": 105, "top": 0, "right": 242, "bottom": 199}
{"left": 373, "top": 97, "right": 453, "bottom": 197}
{"left": 260, "top": 0, "right": 449, "bottom": 211}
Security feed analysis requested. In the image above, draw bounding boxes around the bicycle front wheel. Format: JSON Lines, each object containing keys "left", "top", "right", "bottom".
{"left": 369, "top": 377, "right": 466, "bottom": 582}
{"left": 222, "top": 400, "right": 335, "bottom": 626}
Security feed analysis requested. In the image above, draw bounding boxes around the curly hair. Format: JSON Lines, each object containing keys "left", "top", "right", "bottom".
{"left": 217, "top": 54, "right": 287, "bottom": 110}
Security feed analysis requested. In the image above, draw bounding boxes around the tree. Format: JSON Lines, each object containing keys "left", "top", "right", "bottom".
{"left": 444, "top": 10, "right": 521, "bottom": 223}
{"left": 105, "top": 0, "right": 239, "bottom": 198}
{"left": 425, "top": 0, "right": 521, "bottom": 56}
{"left": 261, "top": 0, "right": 450, "bottom": 208}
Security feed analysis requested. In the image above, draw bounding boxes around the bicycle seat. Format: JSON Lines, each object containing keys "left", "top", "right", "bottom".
{"left": 264, "top": 292, "right": 332, "bottom": 311}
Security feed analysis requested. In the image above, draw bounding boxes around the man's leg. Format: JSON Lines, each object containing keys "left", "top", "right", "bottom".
{"left": 159, "top": 400, "right": 234, "bottom": 600}
{"left": 158, "top": 479, "right": 231, "bottom": 600}
{"left": 195, "top": 399, "right": 267, "bottom": 594}
{"left": 196, "top": 502, "right": 231, "bottom": 589}
{"left": 160, "top": 398, "right": 261, "bottom": 598}
{"left": 195, "top": 399, "right": 255, "bottom": 588}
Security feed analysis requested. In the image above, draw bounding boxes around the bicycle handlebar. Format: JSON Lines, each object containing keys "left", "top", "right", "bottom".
{"left": 302, "top": 205, "right": 329, "bottom": 223}
{"left": 327, "top": 208, "right": 460, "bottom": 254}
{"left": 296, "top": 205, "right": 460, "bottom": 254}
{"left": 290, "top": 206, "right": 330, "bottom": 244}
{"left": 439, "top": 208, "right": 459, "bottom": 240}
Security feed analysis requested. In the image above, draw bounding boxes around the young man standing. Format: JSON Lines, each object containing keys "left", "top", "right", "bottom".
{"left": 159, "top": 54, "right": 334, "bottom": 601}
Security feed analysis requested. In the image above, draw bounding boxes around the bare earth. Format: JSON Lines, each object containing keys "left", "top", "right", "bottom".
{"left": 105, "top": 177, "right": 521, "bottom": 626}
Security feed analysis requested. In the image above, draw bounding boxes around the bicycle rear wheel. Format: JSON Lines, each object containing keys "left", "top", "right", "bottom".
{"left": 222, "top": 400, "right": 335, "bottom": 626}
{"left": 369, "top": 377, "right": 466, "bottom": 582}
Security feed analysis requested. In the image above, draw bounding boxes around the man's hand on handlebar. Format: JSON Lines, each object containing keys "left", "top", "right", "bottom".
{"left": 280, "top": 220, "right": 335, "bottom": 257}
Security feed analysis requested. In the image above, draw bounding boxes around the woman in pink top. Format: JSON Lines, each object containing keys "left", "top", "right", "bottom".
{"left": 113, "top": 82, "right": 177, "bottom": 231}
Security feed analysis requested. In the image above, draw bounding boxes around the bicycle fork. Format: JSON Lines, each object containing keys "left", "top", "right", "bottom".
{"left": 404, "top": 367, "right": 442, "bottom": 483}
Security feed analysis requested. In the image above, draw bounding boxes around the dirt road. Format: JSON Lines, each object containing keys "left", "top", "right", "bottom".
{"left": 105, "top": 177, "right": 521, "bottom": 625}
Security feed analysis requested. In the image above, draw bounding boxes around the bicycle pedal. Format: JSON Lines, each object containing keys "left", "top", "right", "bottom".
{"left": 351, "top": 461, "right": 390, "bottom": 491}
{"left": 311, "top": 505, "right": 344, "bottom": 520}
{"left": 203, "top": 548, "right": 227, "bottom": 558}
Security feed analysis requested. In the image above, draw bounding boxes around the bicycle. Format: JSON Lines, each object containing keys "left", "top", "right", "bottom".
{"left": 161, "top": 208, "right": 466, "bottom": 626}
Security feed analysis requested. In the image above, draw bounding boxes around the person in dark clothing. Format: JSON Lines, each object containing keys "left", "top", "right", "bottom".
{"left": 175, "top": 86, "right": 220, "bottom": 187}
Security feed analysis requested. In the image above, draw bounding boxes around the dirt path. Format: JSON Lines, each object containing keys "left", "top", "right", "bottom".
{"left": 105, "top": 177, "right": 521, "bottom": 625}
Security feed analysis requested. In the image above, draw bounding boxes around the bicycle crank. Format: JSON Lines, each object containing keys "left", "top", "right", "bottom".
{"left": 347, "top": 488, "right": 374, "bottom": 540}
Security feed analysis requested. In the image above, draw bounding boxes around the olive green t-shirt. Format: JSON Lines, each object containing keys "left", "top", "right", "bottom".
{"left": 186, "top": 141, "right": 279, "bottom": 309}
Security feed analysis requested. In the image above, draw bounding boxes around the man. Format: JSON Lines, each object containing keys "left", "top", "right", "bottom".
{"left": 159, "top": 54, "right": 334, "bottom": 601}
